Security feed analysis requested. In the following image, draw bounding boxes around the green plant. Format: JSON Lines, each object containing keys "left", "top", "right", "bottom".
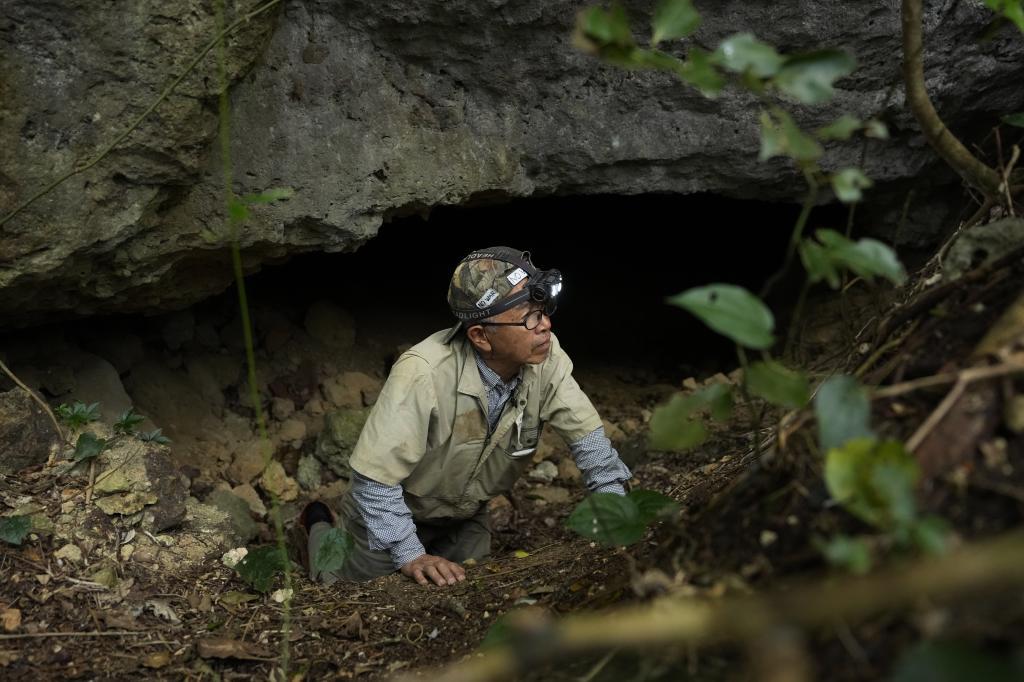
{"left": 138, "top": 428, "right": 171, "bottom": 445}
{"left": 113, "top": 408, "right": 145, "bottom": 436}
{"left": 56, "top": 401, "right": 101, "bottom": 430}
{"left": 311, "top": 528, "right": 355, "bottom": 575}
{"left": 566, "top": 489, "right": 678, "bottom": 546}
{"left": 73, "top": 432, "right": 109, "bottom": 462}
{"left": 235, "top": 545, "right": 289, "bottom": 593}
{"left": 0, "top": 516, "right": 32, "bottom": 546}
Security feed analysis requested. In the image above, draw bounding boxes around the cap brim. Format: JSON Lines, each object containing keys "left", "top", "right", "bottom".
{"left": 442, "top": 321, "right": 463, "bottom": 344}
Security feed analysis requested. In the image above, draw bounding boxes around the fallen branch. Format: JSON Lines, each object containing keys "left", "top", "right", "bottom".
{"left": 427, "top": 532, "right": 1024, "bottom": 682}
{"left": 0, "top": 630, "right": 151, "bottom": 640}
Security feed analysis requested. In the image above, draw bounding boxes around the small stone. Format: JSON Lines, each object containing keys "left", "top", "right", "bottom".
{"left": 227, "top": 440, "right": 271, "bottom": 484}
{"left": 682, "top": 377, "right": 699, "bottom": 390}
{"left": 260, "top": 461, "right": 300, "bottom": 502}
{"left": 278, "top": 418, "right": 307, "bottom": 443}
{"left": 95, "top": 491, "right": 158, "bottom": 516}
{"left": 231, "top": 483, "right": 267, "bottom": 517}
{"left": 488, "top": 495, "right": 514, "bottom": 532}
{"left": 271, "top": 588, "right": 293, "bottom": 603}
{"left": 2, "top": 608, "right": 21, "bottom": 633}
{"left": 1005, "top": 396, "right": 1024, "bottom": 434}
{"left": 305, "top": 398, "right": 325, "bottom": 416}
{"left": 322, "top": 371, "right": 382, "bottom": 409}
{"left": 221, "top": 547, "right": 249, "bottom": 568}
{"left": 55, "top": 543, "right": 83, "bottom": 564}
{"left": 296, "top": 455, "right": 323, "bottom": 491}
{"left": 526, "top": 486, "right": 571, "bottom": 505}
{"left": 557, "top": 458, "right": 582, "bottom": 483}
{"left": 90, "top": 566, "right": 118, "bottom": 589}
{"left": 528, "top": 460, "right": 558, "bottom": 484}
{"left": 120, "top": 544, "right": 135, "bottom": 561}
{"left": 759, "top": 530, "right": 778, "bottom": 547}
{"left": 271, "top": 398, "right": 295, "bottom": 421}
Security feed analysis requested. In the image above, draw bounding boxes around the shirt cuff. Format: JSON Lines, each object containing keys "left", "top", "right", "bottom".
{"left": 391, "top": 533, "right": 426, "bottom": 569}
{"left": 592, "top": 480, "right": 627, "bottom": 496}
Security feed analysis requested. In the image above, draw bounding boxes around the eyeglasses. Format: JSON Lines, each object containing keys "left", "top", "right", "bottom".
{"left": 480, "top": 302, "right": 557, "bottom": 330}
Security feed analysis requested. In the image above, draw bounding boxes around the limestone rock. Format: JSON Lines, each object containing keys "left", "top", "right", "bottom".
{"left": 226, "top": 439, "right": 271, "bottom": 485}
{"left": 71, "top": 353, "right": 134, "bottom": 425}
{"left": 304, "top": 301, "right": 356, "bottom": 353}
{"left": 271, "top": 397, "right": 295, "bottom": 421}
{"left": 488, "top": 495, "right": 514, "bottom": 532}
{"left": 0, "top": 387, "right": 61, "bottom": 474}
{"left": 231, "top": 483, "right": 267, "bottom": 517}
{"left": 296, "top": 455, "right": 323, "bottom": 491}
{"left": 259, "top": 461, "right": 300, "bottom": 501}
{"left": 205, "top": 489, "right": 258, "bottom": 544}
{"left": 526, "top": 485, "right": 571, "bottom": 505}
{"left": 528, "top": 460, "right": 558, "bottom": 484}
{"left": 55, "top": 544, "right": 83, "bottom": 564}
{"left": 92, "top": 436, "right": 188, "bottom": 532}
{"left": 944, "top": 218, "right": 1024, "bottom": 281}
{"left": 277, "top": 418, "right": 307, "bottom": 444}
{"left": 322, "top": 371, "right": 383, "bottom": 409}
{"left": 557, "top": 458, "right": 582, "bottom": 484}
{"left": 314, "top": 408, "right": 370, "bottom": 478}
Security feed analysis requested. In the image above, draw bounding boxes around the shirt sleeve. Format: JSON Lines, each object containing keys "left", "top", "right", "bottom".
{"left": 569, "top": 426, "right": 632, "bottom": 495}
{"left": 348, "top": 354, "right": 437, "bottom": 486}
{"left": 349, "top": 472, "right": 426, "bottom": 569}
{"left": 539, "top": 336, "right": 605, "bottom": 444}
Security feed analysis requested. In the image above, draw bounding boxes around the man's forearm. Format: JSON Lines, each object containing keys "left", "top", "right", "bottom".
{"left": 349, "top": 472, "right": 425, "bottom": 568}
{"left": 570, "top": 426, "right": 632, "bottom": 495}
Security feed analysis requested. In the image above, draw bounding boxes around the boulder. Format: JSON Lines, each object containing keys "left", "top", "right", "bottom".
{"left": 0, "top": 387, "right": 61, "bottom": 474}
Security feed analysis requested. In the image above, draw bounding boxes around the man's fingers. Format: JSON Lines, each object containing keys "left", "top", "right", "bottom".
{"left": 424, "top": 564, "right": 447, "bottom": 586}
{"left": 451, "top": 562, "right": 467, "bottom": 581}
{"left": 412, "top": 566, "right": 428, "bottom": 586}
{"left": 435, "top": 561, "right": 458, "bottom": 586}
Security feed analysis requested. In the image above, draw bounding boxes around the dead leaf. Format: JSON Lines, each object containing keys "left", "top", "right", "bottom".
{"left": 141, "top": 651, "right": 171, "bottom": 669}
{"left": 338, "top": 611, "right": 364, "bottom": 640}
{"left": 101, "top": 609, "right": 141, "bottom": 630}
{"left": 2, "top": 609, "right": 21, "bottom": 633}
{"left": 145, "top": 599, "right": 180, "bottom": 624}
{"left": 219, "top": 591, "right": 259, "bottom": 606}
{"left": 197, "top": 637, "right": 272, "bottom": 660}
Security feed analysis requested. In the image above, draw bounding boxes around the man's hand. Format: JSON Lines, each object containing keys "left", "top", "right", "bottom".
{"left": 400, "top": 554, "right": 466, "bottom": 586}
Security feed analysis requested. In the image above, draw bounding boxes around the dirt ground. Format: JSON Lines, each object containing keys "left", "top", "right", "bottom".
{"left": 2, "top": 241, "right": 1024, "bottom": 680}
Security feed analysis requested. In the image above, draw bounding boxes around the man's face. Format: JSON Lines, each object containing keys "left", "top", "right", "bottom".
{"left": 471, "top": 280, "right": 553, "bottom": 368}
{"left": 482, "top": 300, "right": 553, "bottom": 366}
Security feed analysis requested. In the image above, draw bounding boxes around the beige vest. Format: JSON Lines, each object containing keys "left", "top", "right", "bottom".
{"left": 348, "top": 327, "right": 603, "bottom": 521}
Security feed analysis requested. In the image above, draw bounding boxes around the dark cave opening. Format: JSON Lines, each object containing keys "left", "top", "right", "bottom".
{"left": 247, "top": 192, "right": 849, "bottom": 381}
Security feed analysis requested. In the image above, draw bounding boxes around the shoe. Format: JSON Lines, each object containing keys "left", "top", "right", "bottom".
{"left": 290, "top": 500, "right": 337, "bottom": 574}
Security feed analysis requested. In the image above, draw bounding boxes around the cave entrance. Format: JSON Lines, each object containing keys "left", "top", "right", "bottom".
{"left": 250, "top": 193, "right": 841, "bottom": 382}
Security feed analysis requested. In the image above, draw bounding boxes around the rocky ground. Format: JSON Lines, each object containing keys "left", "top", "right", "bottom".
{"left": 1, "top": 219, "right": 1024, "bottom": 680}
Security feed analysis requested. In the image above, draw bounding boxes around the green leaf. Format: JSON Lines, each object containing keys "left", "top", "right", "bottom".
{"left": 0, "top": 516, "right": 32, "bottom": 546}
{"left": 824, "top": 438, "right": 919, "bottom": 529}
{"left": 677, "top": 47, "right": 726, "bottom": 97}
{"left": 628, "top": 489, "right": 679, "bottom": 525}
{"left": 228, "top": 200, "right": 248, "bottom": 222}
{"left": 759, "top": 109, "right": 823, "bottom": 163}
{"left": 982, "top": 0, "right": 1024, "bottom": 33}
{"left": 114, "top": 408, "right": 145, "bottom": 435}
{"left": 831, "top": 167, "right": 874, "bottom": 203}
{"left": 668, "top": 284, "right": 775, "bottom": 349}
{"left": 703, "top": 382, "right": 734, "bottom": 422}
{"left": 139, "top": 428, "right": 172, "bottom": 445}
{"left": 799, "top": 239, "right": 841, "bottom": 288}
{"left": 312, "top": 527, "right": 354, "bottom": 574}
{"left": 815, "top": 229, "right": 907, "bottom": 285}
{"left": 817, "top": 114, "right": 862, "bottom": 141}
{"left": 648, "top": 384, "right": 732, "bottom": 451}
{"left": 648, "top": 392, "right": 707, "bottom": 451}
{"left": 480, "top": 615, "right": 514, "bottom": 649}
{"left": 910, "top": 516, "right": 950, "bottom": 556}
{"left": 747, "top": 360, "right": 810, "bottom": 408}
{"left": 864, "top": 118, "right": 889, "bottom": 139}
{"left": 239, "top": 187, "right": 295, "bottom": 204}
{"left": 814, "top": 535, "right": 871, "bottom": 574}
{"left": 814, "top": 375, "right": 873, "bottom": 451}
{"left": 1002, "top": 112, "right": 1024, "bottom": 128}
{"left": 651, "top": 0, "right": 701, "bottom": 45}
{"left": 714, "top": 33, "right": 784, "bottom": 78}
{"left": 577, "top": 4, "right": 634, "bottom": 48}
{"left": 566, "top": 493, "right": 646, "bottom": 546}
{"left": 73, "top": 432, "right": 107, "bottom": 462}
{"left": 892, "top": 641, "right": 1023, "bottom": 682}
{"left": 235, "top": 545, "right": 287, "bottom": 593}
{"left": 774, "top": 50, "right": 856, "bottom": 104}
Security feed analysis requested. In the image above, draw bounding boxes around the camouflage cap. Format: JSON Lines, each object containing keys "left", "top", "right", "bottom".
{"left": 447, "top": 246, "right": 536, "bottom": 323}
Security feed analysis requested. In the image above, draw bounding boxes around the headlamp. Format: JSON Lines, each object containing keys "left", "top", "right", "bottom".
{"left": 450, "top": 248, "right": 563, "bottom": 322}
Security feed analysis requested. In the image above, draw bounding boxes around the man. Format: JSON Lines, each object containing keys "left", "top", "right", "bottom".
{"left": 302, "top": 246, "right": 632, "bottom": 587}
